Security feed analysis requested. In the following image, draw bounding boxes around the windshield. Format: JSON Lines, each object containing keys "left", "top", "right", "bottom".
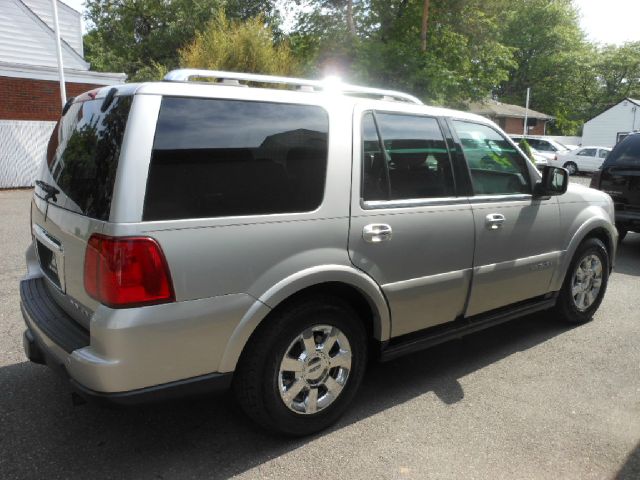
{"left": 41, "top": 96, "right": 132, "bottom": 221}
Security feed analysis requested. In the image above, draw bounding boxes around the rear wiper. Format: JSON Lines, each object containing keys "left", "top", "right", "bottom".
{"left": 35, "top": 180, "right": 60, "bottom": 202}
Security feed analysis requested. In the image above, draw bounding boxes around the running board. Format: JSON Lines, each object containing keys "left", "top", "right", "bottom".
{"left": 380, "top": 296, "right": 557, "bottom": 362}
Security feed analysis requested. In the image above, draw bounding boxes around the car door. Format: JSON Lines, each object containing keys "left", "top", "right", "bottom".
{"left": 449, "top": 120, "right": 562, "bottom": 317}
{"left": 348, "top": 109, "right": 475, "bottom": 337}
{"left": 575, "top": 148, "right": 598, "bottom": 171}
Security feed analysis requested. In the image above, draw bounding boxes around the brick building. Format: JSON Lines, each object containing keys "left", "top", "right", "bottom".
{"left": 0, "top": 0, "right": 125, "bottom": 187}
{"left": 467, "top": 99, "right": 554, "bottom": 136}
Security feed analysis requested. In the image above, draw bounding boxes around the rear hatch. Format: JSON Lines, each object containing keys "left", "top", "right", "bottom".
{"left": 31, "top": 90, "right": 132, "bottom": 328}
{"left": 598, "top": 134, "right": 640, "bottom": 215}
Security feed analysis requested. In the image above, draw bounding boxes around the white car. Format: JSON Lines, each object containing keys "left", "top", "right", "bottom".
{"left": 553, "top": 146, "right": 612, "bottom": 175}
{"left": 510, "top": 135, "right": 572, "bottom": 161}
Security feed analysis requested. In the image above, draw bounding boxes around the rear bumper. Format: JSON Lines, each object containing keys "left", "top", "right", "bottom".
{"left": 20, "top": 275, "right": 251, "bottom": 401}
{"left": 22, "top": 327, "right": 232, "bottom": 405}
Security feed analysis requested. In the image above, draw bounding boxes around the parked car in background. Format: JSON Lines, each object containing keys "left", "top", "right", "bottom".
{"left": 552, "top": 146, "right": 612, "bottom": 175}
{"left": 530, "top": 147, "right": 549, "bottom": 170}
{"left": 509, "top": 135, "right": 572, "bottom": 161}
{"left": 591, "top": 133, "right": 640, "bottom": 240}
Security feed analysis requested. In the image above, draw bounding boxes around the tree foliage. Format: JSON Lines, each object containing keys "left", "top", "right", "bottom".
{"left": 83, "top": 0, "right": 640, "bottom": 134}
{"left": 179, "top": 11, "right": 299, "bottom": 75}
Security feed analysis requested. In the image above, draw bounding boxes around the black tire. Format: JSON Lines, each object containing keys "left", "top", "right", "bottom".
{"left": 553, "top": 238, "right": 609, "bottom": 324}
{"left": 232, "top": 296, "right": 368, "bottom": 436}
{"left": 563, "top": 161, "right": 578, "bottom": 175}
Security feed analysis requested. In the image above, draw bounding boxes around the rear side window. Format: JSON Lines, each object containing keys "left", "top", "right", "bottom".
{"left": 44, "top": 96, "right": 132, "bottom": 220}
{"left": 452, "top": 120, "right": 531, "bottom": 195}
{"left": 361, "top": 112, "right": 454, "bottom": 201}
{"left": 606, "top": 135, "right": 640, "bottom": 166}
{"left": 144, "top": 98, "right": 329, "bottom": 221}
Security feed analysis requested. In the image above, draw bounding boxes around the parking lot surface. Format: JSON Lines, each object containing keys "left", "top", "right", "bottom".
{"left": 1, "top": 184, "right": 638, "bottom": 480}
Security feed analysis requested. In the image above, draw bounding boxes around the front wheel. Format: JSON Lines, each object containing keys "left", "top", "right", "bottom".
{"left": 563, "top": 161, "right": 578, "bottom": 175}
{"left": 553, "top": 238, "right": 609, "bottom": 323}
{"left": 233, "top": 297, "right": 367, "bottom": 436}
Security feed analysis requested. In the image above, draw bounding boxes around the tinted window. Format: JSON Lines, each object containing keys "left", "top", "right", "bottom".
{"left": 453, "top": 121, "right": 531, "bottom": 195}
{"left": 144, "top": 98, "right": 329, "bottom": 220}
{"left": 606, "top": 135, "right": 640, "bottom": 166}
{"left": 43, "top": 96, "right": 132, "bottom": 220}
{"left": 361, "top": 112, "right": 454, "bottom": 201}
{"left": 598, "top": 149, "right": 610, "bottom": 159}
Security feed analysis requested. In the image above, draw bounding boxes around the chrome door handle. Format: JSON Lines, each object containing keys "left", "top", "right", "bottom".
{"left": 485, "top": 213, "right": 505, "bottom": 230}
{"left": 363, "top": 224, "right": 392, "bottom": 243}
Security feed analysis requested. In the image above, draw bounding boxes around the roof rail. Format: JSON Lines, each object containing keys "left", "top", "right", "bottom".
{"left": 163, "top": 69, "right": 423, "bottom": 105}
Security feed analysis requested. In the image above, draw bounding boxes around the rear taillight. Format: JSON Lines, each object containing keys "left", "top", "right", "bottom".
{"left": 84, "top": 234, "right": 174, "bottom": 308}
{"left": 590, "top": 170, "right": 602, "bottom": 189}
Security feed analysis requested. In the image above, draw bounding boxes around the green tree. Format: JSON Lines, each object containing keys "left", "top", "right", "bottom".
{"left": 179, "top": 11, "right": 300, "bottom": 76}
{"left": 492, "top": 0, "right": 588, "bottom": 134}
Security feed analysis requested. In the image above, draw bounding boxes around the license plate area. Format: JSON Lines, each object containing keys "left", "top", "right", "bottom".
{"left": 33, "top": 225, "right": 65, "bottom": 292}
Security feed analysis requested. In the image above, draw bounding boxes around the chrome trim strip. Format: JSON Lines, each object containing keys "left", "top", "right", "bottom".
{"left": 362, "top": 197, "right": 469, "bottom": 210}
{"left": 33, "top": 224, "right": 63, "bottom": 253}
{"left": 382, "top": 268, "right": 471, "bottom": 292}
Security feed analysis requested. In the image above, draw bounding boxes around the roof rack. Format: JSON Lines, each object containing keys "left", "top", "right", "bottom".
{"left": 163, "top": 69, "right": 423, "bottom": 105}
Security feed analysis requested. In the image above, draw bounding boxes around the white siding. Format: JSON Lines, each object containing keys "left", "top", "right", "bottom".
{"left": 582, "top": 100, "right": 640, "bottom": 147}
{"left": 21, "top": 0, "right": 83, "bottom": 55}
{"left": 0, "top": 120, "right": 55, "bottom": 188}
{"left": 0, "top": 0, "right": 87, "bottom": 70}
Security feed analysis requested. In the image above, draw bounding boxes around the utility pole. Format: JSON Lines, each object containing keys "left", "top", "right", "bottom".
{"left": 523, "top": 87, "right": 530, "bottom": 137}
{"left": 51, "top": 0, "right": 67, "bottom": 107}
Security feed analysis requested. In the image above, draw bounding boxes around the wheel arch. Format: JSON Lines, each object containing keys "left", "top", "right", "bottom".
{"left": 550, "top": 215, "right": 617, "bottom": 291}
{"left": 218, "top": 265, "right": 391, "bottom": 372}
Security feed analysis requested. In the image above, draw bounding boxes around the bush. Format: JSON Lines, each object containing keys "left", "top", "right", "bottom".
{"left": 180, "top": 11, "right": 300, "bottom": 76}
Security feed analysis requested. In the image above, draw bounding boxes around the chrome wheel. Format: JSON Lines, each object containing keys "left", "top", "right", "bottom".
{"left": 278, "top": 325, "right": 352, "bottom": 415}
{"left": 571, "top": 254, "right": 603, "bottom": 311}
{"left": 564, "top": 162, "right": 577, "bottom": 175}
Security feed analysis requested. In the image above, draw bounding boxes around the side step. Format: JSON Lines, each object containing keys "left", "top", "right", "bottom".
{"left": 380, "top": 296, "right": 557, "bottom": 362}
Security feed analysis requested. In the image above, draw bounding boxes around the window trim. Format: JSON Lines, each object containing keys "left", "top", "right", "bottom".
{"left": 359, "top": 109, "right": 459, "bottom": 210}
{"left": 448, "top": 118, "right": 534, "bottom": 197}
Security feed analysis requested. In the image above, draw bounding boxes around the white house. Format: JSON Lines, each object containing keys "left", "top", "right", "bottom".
{"left": 0, "top": 0, "right": 125, "bottom": 188}
{"left": 582, "top": 98, "right": 640, "bottom": 147}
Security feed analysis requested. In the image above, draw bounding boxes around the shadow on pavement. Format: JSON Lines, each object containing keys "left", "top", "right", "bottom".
{"left": 614, "top": 233, "right": 640, "bottom": 277}
{"left": 1, "top": 311, "right": 575, "bottom": 480}
{"left": 616, "top": 442, "right": 640, "bottom": 480}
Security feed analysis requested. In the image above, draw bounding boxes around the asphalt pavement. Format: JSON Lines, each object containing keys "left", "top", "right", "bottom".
{"left": 0, "top": 182, "right": 638, "bottom": 480}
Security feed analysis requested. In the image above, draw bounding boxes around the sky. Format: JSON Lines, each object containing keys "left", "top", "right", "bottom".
{"left": 60, "top": 0, "right": 640, "bottom": 46}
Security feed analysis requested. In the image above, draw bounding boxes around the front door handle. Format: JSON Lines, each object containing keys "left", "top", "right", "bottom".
{"left": 485, "top": 213, "right": 505, "bottom": 230}
{"left": 363, "top": 224, "right": 392, "bottom": 243}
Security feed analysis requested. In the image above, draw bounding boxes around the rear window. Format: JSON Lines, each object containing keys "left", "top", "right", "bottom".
{"left": 143, "top": 97, "right": 329, "bottom": 221}
{"left": 43, "top": 96, "right": 132, "bottom": 220}
{"left": 606, "top": 135, "right": 640, "bottom": 166}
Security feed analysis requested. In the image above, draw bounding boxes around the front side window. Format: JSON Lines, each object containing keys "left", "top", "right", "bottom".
{"left": 144, "top": 98, "right": 329, "bottom": 221}
{"left": 452, "top": 120, "right": 531, "bottom": 195}
{"left": 361, "top": 112, "right": 454, "bottom": 201}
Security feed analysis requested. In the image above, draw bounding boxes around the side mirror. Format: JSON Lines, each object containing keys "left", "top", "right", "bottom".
{"left": 534, "top": 165, "right": 568, "bottom": 197}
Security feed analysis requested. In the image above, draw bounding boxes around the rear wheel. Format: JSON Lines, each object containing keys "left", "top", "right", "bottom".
{"left": 233, "top": 296, "right": 367, "bottom": 436}
{"left": 563, "top": 161, "right": 578, "bottom": 175}
{"left": 553, "top": 238, "right": 609, "bottom": 324}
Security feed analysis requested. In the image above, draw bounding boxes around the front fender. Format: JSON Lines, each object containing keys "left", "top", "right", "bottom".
{"left": 549, "top": 209, "right": 617, "bottom": 291}
{"left": 217, "top": 265, "right": 391, "bottom": 373}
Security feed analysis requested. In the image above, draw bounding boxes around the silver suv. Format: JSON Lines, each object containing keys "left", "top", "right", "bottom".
{"left": 21, "top": 70, "right": 617, "bottom": 436}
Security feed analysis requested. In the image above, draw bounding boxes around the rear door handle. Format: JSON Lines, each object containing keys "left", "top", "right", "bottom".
{"left": 485, "top": 213, "right": 505, "bottom": 230}
{"left": 363, "top": 224, "right": 392, "bottom": 243}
